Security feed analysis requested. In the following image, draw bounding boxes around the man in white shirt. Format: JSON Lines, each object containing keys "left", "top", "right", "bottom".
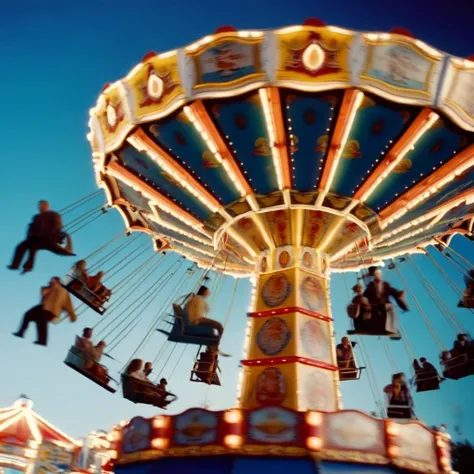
{"left": 184, "top": 286, "right": 225, "bottom": 354}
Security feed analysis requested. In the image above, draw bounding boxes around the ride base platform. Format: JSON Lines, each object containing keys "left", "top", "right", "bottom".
{"left": 110, "top": 407, "right": 452, "bottom": 474}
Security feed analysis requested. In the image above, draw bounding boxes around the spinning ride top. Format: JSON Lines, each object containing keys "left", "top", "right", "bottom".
{"left": 86, "top": 19, "right": 474, "bottom": 473}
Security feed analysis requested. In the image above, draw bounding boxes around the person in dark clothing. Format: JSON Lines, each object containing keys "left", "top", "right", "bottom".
{"left": 8, "top": 200, "right": 74, "bottom": 273}
{"left": 363, "top": 267, "right": 408, "bottom": 336}
{"left": 13, "top": 277, "right": 77, "bottom": 345}
{"left": 419, "top": 357, "right": 438, "bottom": 376}
{"left": 452, "top": 333, "right": 473, "bottom": 357}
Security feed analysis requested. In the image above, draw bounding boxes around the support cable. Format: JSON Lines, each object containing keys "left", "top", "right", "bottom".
{"left": 88, "top": 254, "right": 162, "bottom": 324}
{"left": 392, "top": 260, "right": 446, "bottom": 351}
{"left": 381, "top": 338, "right": 397, "bottom": 373}
{"left": 436, "top": 238, "right": 474, "bottom": 271}
{"left": 81, "top": 232, "right": 127, "bottom": 263}
{"left": 97, "top": 257, "right": 179, "bottom": 340}
{"left": 68, "top": 210, "right": 106, "bottom": 235}
{"left": 64, "top": 206, "right": 104, "bottom": 231}
{"left": 107, "top": 269, "right": 179, "bottom": 350}
{"left": 408, "top": 255, "right": 468, "bottom": 334}
{"left": 59, "top": 190, "right": 102, "bottom": 215}
{"left": 103, "top": 241, "right": 150, "bottom": 281}
{"left": 89, "top": 234, "right": 140, "bottom": 272}
{"left": 122, "top": 258, "right": 187, "bottom": 368}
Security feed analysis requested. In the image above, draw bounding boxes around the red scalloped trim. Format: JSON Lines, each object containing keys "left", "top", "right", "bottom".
{"left": 215, "top": 26, "right": 237, "bottom": 34}
{"left": 142, "top": 51, "right": 158, "bottom": 62}
{"left": 303, "top": 18, "right": 326, "bottom": 28}
{"left": 248, "top": 306, "right": 332, "bottom": 322}
{"left": 241, "top": 356, "right": 338, "bottom": 371}
{"left": 390, "top": 27, "right": 414, "bottom": 38}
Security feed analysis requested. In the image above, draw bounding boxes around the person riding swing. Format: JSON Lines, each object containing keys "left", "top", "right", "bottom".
{"left": 184, "top": 285, "right": 229, "bottom": 357}
{"left": 8, "top": 200, "right": 74, "bottom": 273}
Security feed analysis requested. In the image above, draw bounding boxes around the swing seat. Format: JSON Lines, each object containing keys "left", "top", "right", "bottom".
{"left": 348, "top": 305, "right": 400, "bottom": 339}
{"left": 157, "top": 304, "right": 220, "bottom": 346}
{"left": 387, "top": 403, "right": 414, "bottom": 420}
{"left": 414, "top": 372, "right": 441, "bottom": 392}
{"left": 190, "top": 353, "right": 221, "bottom": 386}
{"left": 64, "top": 346, "right": 116, "bottom": 393}
{"left": 50, "top": 232, "right": 76, "bottom": 256}
{"left": 61, "top": 277, "right": 107, "bottom": 315}
{"left": 441, "top": 354, "right": 474, "bottom": 380}
{"left": 121, "top": 375, "right": 176, "bottom": 409}
{"left": 347, "top": 328, "right": 401, "bottom": 340}
{"left": 337, "top": 359, "right": 365, "bottom": 381}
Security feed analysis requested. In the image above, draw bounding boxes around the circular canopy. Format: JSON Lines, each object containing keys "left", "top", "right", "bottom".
{"left": 87, "top": 22, "right": 474, "bottom": 277}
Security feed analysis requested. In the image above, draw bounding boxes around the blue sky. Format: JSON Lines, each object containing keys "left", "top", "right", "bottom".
{"left": 1, "top": 0, "right": 473, "bottom": 442}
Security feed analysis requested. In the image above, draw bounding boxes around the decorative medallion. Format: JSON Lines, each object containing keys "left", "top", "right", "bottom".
{"left": 202, "top": 150, "right": 220, "bottom": 168}
{"left": 106, "top": 104, "right": 117, "bottom": 127}
{"left": 300, "top": 319, "right": 330, "bottom": 361}
{"left": 174, "top": 409, "right": 218, "bottom": 446}
{"left": 283, "top": 32, "right": 341, "bottom": 77}
{"left": 256, "top": 367, "right": 287, "bottom": 406}
{"left": 314, "top": 134, "right": 329, "bottom": 154}
{"left": 302, "top": 43, "right": 325, "bottom": 72}
{"left": 253, "top": 137, "right": 272, "bottom": 156}
{"left": 249, "top": 408, "right": 298, "bottom": 443}
{"left": 147, "top": 73, "right": 164, "bottom": 99}
{"left": 300, "top": 276, "right": 325, "bottom": 312}
{"left": 101, "top": 91, "right": 124, "bottom": 134}
{"left": 302, "top": 251, "right": 313, "bottom": 269}
{"left": 137, "top": 64, "right": 179, "bottom": 108}
{"left": 394, "top": 157, "right": 412, "bottom": 173}
{"left": 261, "top": 273, "right": 292, "bottom": 308}
{"left": 122, "top": 417, "right": 151, "bottom": 454}
{"left": 342, "top": 140, "right": 362, "bottom": 159}
{"left": 257, "top": 317, "right": 291, "bottom": 355}
{"left": 278, "top": 250, "right": 291, "bottom": 268}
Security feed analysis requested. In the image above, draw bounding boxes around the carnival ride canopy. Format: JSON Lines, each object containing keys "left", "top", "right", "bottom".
{"left": 86, "top": 21, "right": 474, "bottom": 275}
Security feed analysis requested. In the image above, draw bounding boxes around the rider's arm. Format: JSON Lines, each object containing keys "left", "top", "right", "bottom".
{"left": 54, "top": 212, "right": 64, "bottom": 230}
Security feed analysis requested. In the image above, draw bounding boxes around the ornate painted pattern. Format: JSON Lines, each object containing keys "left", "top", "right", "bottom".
{"left": 257, "top": 317, "right": 291, "bottom": 356}
{"left": 261, "top": 273, "right": 292, "bottom": 308}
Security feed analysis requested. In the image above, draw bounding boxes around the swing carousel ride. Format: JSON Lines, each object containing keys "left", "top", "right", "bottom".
{"left": 46, "top": 18, "right": 474, "bottom": 474}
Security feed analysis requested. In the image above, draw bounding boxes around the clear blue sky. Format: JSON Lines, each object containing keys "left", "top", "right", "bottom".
{"left": 1, "top": 0, "right": 473, "bottom": 442}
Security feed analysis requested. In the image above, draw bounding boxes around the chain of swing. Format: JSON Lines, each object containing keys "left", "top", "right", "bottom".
{"left": 58, "top": 190, "right": 474, "bottom": 402}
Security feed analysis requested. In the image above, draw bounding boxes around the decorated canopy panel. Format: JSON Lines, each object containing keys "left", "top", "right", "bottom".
{"left": 88, "top": 23, "right": 474, "bottom": 276}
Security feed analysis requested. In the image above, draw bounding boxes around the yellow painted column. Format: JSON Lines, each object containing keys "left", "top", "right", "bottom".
{"left": 238, "top": 246, "right": 342, "bottom": 412}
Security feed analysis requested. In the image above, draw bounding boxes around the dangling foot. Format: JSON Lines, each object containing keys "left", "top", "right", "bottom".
{"left": 21, "top": 267, "right": 32, "bottom": 275}
{"left": 12, "top": 332, "right": 23, "bottom": 338}
{"left": 33, "top": 341, "right": 46, "bottom": 346}
{"left": 217, "top": 349, "right": 231, "bottom": 357}
{"left": 7, "top": 265, "right": 19, "bottom": 271}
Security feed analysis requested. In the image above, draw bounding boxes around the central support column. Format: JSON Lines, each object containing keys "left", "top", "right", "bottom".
{"left": 238, "top": 246, "right": 341, "bottom": 412}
